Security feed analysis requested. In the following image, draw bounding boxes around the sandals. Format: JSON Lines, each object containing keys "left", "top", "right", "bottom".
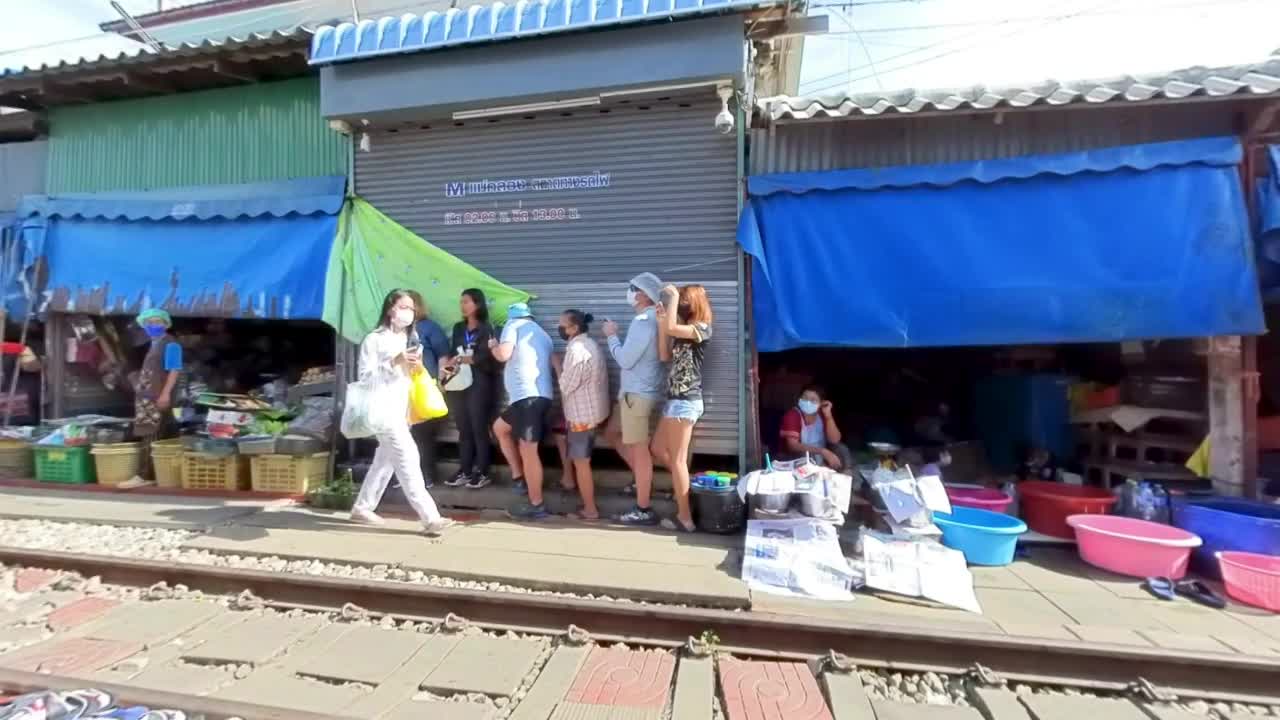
{"left": 1143, "top": 576, "right": 1226, "bottom": 609}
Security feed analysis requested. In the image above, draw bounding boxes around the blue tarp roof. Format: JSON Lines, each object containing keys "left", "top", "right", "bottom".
{"left": 1255, "top": 145, "right": 1280, "bottom": 301}
{"left": 740, "top": 137, "right": 1264, "bottom": 350}
{"left": 17, "top": 176, "right": 345, "bottom": 221}
{"left": 309, "top": 0, "right": 777, "bottom": 65}
{"left": 19, "top": 177, "right": 345, "bottom": 320}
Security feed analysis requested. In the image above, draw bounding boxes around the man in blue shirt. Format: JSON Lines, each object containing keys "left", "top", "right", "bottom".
{"left": 489, "top": 302, "right": 554, "bottom": 520}
{"left": 409, "top": 291, "right": 451, "bottom": 488}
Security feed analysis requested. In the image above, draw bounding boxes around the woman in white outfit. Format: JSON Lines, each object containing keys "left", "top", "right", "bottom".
{"left": 349, "top": 289, "right": 455, "bottom": 536}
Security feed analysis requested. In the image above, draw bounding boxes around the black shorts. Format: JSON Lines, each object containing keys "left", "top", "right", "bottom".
{"left": 501, "top": 397, "right": 551, "bottom": 443}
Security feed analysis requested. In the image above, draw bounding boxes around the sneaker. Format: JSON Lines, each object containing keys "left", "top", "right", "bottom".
{"left": 444, "top": 471, "right": 471, "bottom": 488}
{"left": 511, "top": 477, "right": 528, "bottom": 495}
{"left": 617, "top": 505, "right": 659, "bottom": 526}
{"left": 508, "top": 501, "right": 550, "bottom": 520}
{"left": 349, "top": 508, "right": 385, "bottom": 526}
{"left": 422, "top": 518, "right": 456, "bottom": 537}
{"left": 466, "top": 473, "right": 493, "bottom": 490}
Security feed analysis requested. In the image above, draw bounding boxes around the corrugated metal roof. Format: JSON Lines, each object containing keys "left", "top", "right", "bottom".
{"left": 309, "top": 0, "right": 785, "bottom": 65}
{"left": 760, "top": 54, "right": 1280, "bottom": 122}
{"left": 0, "top": 27, "right": 311, "bottom": 81}
{"left": 18, "top": 175, "right": 345, "bottom": 220}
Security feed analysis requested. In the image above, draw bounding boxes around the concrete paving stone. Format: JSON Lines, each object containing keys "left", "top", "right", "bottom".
{"left": 215, "top": 669, "right": 369, "bottom": 714}
{"left": 1006, "top": 555, "right": 1111, "bottom": 596}
{"left": 1212, "top": 633, "right": 1280, "bottom": 657}
{"left": 79, "top": 600, "right": 223, "bottom": 647}
{"left": 510, "top": 645, "right": 590, "bottom": 720}
{"left": 422, "top": 635, "right": 544, "bottom": 698}
{"left": 1136, "top": 704, "right": 1205, "bottom": 720}
{"left": 1045, "top": 594, "right": 1169, "bottom": 630}
{"left": 1225, "top": 609, "right": 1280, "bottom": 643}
{"left": 0, "top": 486, "right": 265, "bottom": 529}
{"left": 383, "top": 700, "right": 496, "bottom": 720}
{"left": 975, "top": 589, "right": 1075, "bottom": 626}
{"left": 182, "top": 615, "right": 322, "bottom": 666}
{"left": 991, "top": 622, "right": 1075, "bottom": 641}
{"left": 1141, "top": 603, "right": 1261, "bottom": 640}
{"left": 1065, "top": 625, "right": 1153, "bottom": 647}
{"left": 86, "top": 611, "right": 249, "bottom": 685}
{"left": 719, "top": 658, "right": 833, "bottom": 720}
{"left": 13, "top": 568, "right": 58, "bottom": 594}
{"left": 1136, "top": 630, "right": 1231, "bottom": 653}
{"left": 0, "top": 626, "right": 48, "bottom": 650}
{"left": 0, "top": 637, "right": 142, "bottom": 676}
{"left": 755, "top": 593, "right": 1000, "bottom": 635}
{"left": 0, "top": 591, "right": 84, "bottom": 626}
{"left": 671, "top": 655, "right": 715, "bottom": 720}
{"left": 969, "top": 689, "right": 1033, "bottom": 720}
{"left": 967, "top": 566, "right": 1033, "bottom": 591}
{"left": 128, "top": 662, "right": 235, "bottom": 696}
{"left": 340, "top": 634, "right": 463, "bottom": 719}
{"left": 550, "top": 703, "right": 663, "bottom": 720}
{"left": 46, "top": 597, "right": 120, "bottom": 632}
{"left": 822, "top": 671, "right": 874, "bottom": 720}
{"left": 297, "top": 626, "right": 428, "bottom": 685}
{"left": 871, "top": 701, "right": 982, "bottom": 720}
{"left": 563, "top": 646, "right": 676, "bottom": 709}
{"left": 1020, "top": 695, "right": 1149, "bottom": 720}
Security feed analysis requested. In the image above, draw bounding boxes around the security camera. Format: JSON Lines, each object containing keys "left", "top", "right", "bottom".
{"left": 715, "top": 85, "right": 735, "bottom": 135}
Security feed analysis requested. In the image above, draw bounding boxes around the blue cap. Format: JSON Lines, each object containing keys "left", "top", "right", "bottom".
{"left": 507, "top": 302, "right": 532, "bottom": 319}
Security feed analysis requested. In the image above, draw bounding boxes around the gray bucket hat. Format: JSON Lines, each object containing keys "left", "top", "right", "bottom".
{"left": 629, "top": 272, "right": 663, "bottom": 304}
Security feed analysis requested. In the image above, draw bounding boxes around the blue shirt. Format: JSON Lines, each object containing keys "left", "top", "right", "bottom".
{"left": 499, "top": 318, "right": 554, "bottom": 403}
{"left": 414, "top": 319, "right": 451, "bottom": 379}
{"left": 606, "top": 307, "right": 663, "bottom": 401}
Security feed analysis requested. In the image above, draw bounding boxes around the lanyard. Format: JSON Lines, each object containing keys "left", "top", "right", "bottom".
{"left": 464, "top": 328, "right": 478, "bottom": 348}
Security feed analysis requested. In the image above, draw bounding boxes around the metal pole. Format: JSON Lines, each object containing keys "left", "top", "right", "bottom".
{"left": 350, "top": 0, "right": 361, "bottom": 22}
{"left": 3, "top": 304, "right": 33, "bottom": 427}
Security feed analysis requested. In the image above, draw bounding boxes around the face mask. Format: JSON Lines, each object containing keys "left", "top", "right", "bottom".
{"left": 144, "top": 325, "right": 166, "bottom": 339}
{"left": 626, "top": 289, "right": 638, "bottom": 307}
{"left": 798, "top": 399, "right": 819, "bottom": 415}
{"left": 558, "top": 327, "right": 571, "bottom": 341}
{"left": 391, "top": 308, "right": 415, "bottom": 329}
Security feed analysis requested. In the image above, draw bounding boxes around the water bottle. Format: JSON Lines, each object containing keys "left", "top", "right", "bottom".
{"left": 1136, "top": 481, "right": 1156, "bottom": 521}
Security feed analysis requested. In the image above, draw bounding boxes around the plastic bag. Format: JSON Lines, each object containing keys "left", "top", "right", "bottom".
{"left": 340, "top": 379, "right": 397, "bottom": 439}
{"left": 409, "top": 370, "right": 448, "bottom": 424}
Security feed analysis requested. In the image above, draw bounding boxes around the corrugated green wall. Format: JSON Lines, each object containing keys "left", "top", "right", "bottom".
{"left": 46, "top": 78, "right": 349, "bottom": 193}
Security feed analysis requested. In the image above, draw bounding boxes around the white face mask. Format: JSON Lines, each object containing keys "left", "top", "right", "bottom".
{"left": 798, "top": 399, "right": 819, "bottom": 415}
{"left": 626, "top": 289, "right": 638, "bottom": 307}
{"left": 391, "top": 308, "right": 415, "bottom": 329}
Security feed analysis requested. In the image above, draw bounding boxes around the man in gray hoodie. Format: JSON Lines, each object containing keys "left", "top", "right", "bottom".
{"left": 602, "top": 272, "right": 665, "bottom": 526}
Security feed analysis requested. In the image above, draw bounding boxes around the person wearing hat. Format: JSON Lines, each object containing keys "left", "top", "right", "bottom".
{"left": 133, "top": 308, "right": 183, "bottom": 478}
{"left": 601, "top": 272, "right": 666, "bottom": 526}
{"left": 489, "top": 302, "right": 555, "bottom": 520}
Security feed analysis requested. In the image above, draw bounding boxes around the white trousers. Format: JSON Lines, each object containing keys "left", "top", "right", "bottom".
{"left": 354, "top": 423, "right": 442, "bottom": 526}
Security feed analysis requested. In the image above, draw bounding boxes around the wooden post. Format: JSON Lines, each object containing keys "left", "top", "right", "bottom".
{"left": 1208, "top": 336, "right": 1245, "bottom": 495}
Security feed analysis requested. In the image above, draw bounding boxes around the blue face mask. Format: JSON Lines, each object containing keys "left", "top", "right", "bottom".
{"left": 144, "top": 325, "right": 167, "bottom": 339}
{"left": 798, "top": 399, "right": 819, "bottom": 415}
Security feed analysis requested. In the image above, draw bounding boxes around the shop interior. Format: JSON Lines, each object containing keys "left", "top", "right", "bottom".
{"left": 757, "top": 340, "right": 1215, "bottom": 492}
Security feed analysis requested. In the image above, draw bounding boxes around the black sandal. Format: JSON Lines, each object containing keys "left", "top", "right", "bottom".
{"left": 1174, "top": 579, "right": 1227, "bottom": 609}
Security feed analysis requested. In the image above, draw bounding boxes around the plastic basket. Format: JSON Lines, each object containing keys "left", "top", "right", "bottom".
{"left": 34, "top": 445, "right": 96, "bottom": 484}
{"left": 181, "top": 452, "right": 249, "bottom": 491}
{"left": 90, "top": 443, "right": 144, "bottom": 487}
{"left": 0, "top": 439, "right": 33, "bottom": 479}
{"left": 250, "top": 453, "right": 329, "bottom": 494}
{"left": 1218, "top": 551, "right": 1280, "bottom": 612}
{"left": 151, "top": 439, "right": 184, "bottom": 489}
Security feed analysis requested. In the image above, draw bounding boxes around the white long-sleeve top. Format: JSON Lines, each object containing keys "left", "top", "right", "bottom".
{"left": 358, "top": 327, "right": 410, "bottom": 423}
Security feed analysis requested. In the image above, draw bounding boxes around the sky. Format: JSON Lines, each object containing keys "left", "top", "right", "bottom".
{"left": 1, "top": 0, "right": 1279, "bottom": 96}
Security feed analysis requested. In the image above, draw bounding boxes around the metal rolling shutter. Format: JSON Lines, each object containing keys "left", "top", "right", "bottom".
{"left": 355, "top": 97, "right": 741, "bottom": 455}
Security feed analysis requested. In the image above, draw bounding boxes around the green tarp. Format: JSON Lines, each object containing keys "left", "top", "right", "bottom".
{"left": 324, "top": 197, "right": 531, "bottom": 344}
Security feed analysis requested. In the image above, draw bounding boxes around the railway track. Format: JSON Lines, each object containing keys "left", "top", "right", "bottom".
{"left": 0, "top": 544, "right": 1277, "bottom": 714}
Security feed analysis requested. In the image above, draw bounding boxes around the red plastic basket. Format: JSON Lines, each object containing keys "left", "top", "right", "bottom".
{"left": 1019, "top": 480, "right": 1117, "bottom": 539}
{"left": 1218, "top": 551, "right": 1280, "bottom": 612}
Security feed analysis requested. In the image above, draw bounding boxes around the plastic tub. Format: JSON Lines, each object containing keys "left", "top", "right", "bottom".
{"left": 1217, "top": 551, "right": 1280, "bottom": 612}
{"left": 1020, "top": 481, "right": 1117, "bottom": 538}
{"left": 946, "top": 486, "right": 1013, "bottom": 513}
{"left": 1172, "top": 498, "right": 1280, "bottom": 579}
{"left": 1066, "top": 514, "right": 1202, "bottom": 579}
{"left": 933, "top": 506, "right": 1028, "bottom": 566}
{"left": 691, "top": 484, "right": 745, "bottom": 534}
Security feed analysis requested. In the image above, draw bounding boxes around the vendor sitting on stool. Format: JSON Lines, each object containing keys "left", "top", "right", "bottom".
{"left": 133, "top": 309, "right": 183, "bottom": 477}
{"left": 778, "top": 385, "right": 854, "bottom": 470}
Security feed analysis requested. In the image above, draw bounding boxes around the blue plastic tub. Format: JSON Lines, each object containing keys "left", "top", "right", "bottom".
{"left": 933, "top": 506, "right": 1028, "bottom": 566}
{"left": 1172, "top": 498, "right": 1280, "bottom": 579}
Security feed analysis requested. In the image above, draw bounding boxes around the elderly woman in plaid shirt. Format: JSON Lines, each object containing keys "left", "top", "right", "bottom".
{"left": 552, "top": 309, "right": 611, "bottom": 520}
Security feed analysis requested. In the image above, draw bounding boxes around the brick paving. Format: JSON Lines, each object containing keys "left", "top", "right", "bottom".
{"left": 0, "top": 637, "right": 141, "bottom": 675}
{"left": 45, "top": 597, "right": 120, "bottom": 632}
{"left": 563, "top": 647, "right": 676, "bottom": 709}
{"left": 719, "top": 659, "right": 834, "bottom": 720}
{"left": 13, "top": 568, "right": 58, "bottom": 594}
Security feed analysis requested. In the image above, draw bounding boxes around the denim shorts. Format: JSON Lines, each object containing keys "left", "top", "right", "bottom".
{"left": 663, "top": 397, "right": 704, "bottom": 422}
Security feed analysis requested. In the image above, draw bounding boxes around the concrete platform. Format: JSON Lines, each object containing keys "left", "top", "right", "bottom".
{"left": 0, "top": 485, "right": 267, "bottom": 529}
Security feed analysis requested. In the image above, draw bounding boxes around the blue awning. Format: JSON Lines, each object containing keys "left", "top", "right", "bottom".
{"left": 1258, "top": 145, "right": 1280, "bottom": 302}
{"left": 19, "top": 177, "right": 345, "bottom": 320}
{"left": 739, "top": 137, "right": 1264, "bottom": 350}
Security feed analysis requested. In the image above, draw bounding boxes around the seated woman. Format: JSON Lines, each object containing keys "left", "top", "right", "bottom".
{"left": 778, "top": 385, "right": 854, "bottom": 470}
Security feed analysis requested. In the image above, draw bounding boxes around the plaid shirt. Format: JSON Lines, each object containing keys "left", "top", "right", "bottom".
{"left": 558, "top": 334, "right": 610, "bottom": 429}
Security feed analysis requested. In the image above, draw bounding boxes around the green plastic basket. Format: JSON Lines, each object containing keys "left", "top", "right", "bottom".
{"left": 34, "top": 446, "right": 96, "bottom": 484}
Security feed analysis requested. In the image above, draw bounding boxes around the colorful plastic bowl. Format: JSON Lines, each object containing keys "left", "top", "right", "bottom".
{"left": 1217, "top": 551, "right": 1280, "bottom": 613}
{"left": 1067, "top": 514, "right": 1201, "bottom": 579}
{"left": 933, "top": 506, "right": 1027, "bottom": 566}
{"left": 1020, "top": 481, "right": 1117, "bottom": 538}
{"left": 946, "top": 486, "right": 1013, "bottom": 514}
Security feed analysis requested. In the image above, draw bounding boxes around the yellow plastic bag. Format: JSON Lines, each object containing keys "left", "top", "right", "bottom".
{"left": 409, "top": 369, "right": 448, "bottom": 424}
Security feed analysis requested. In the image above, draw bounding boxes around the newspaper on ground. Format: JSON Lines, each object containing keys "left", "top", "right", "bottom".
{"left": 861, "top": 530, "right": 982, "bottom": 614}
{"left": 741, "top": 518, "right": 858, "bottom": 601}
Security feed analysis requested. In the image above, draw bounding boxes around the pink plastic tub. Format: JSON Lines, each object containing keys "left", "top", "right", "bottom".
{"left": 946, "top": 486, "right": 1013, "bottom": 513}
{"left": 1217, "top": 551, "right": 1280, "bottom": 612}
{"left": 1066, "top": 514, "right": 1202, "bottom": 579}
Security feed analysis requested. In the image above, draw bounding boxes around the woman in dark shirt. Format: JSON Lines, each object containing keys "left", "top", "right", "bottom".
{"left": 440, "top": 288, "right": 501, "bottom": 489}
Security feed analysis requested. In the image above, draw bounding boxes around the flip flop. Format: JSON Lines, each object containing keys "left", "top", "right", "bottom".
{"left": 1174, "top": 579, "right": 1227, "bottom": 610}
{"left": 1143, "top": 576, "right": 1176, "bottom": 601}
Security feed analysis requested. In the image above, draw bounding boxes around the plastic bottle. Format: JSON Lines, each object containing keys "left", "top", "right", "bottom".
{"left": 1136, "top": 481, "right": 1155, "bottom": 521}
